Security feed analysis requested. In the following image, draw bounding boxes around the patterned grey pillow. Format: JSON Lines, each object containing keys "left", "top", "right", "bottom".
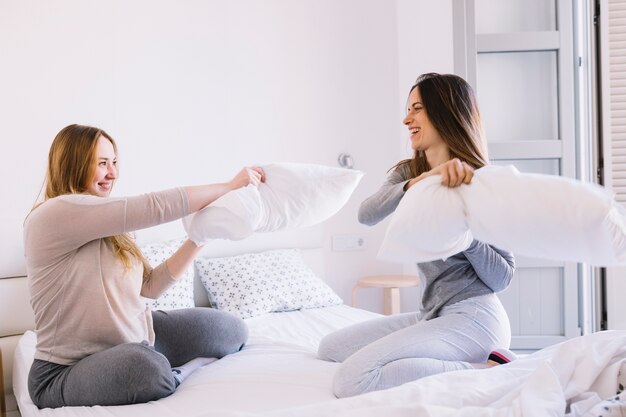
{"left": 141, "top": 239, "right": 195, "bottom": 310}
{"left": 195, "top": 248, "right": 342, "bottom": 319}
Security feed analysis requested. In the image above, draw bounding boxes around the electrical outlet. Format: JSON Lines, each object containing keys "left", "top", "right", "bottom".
{"left": 332, "top": 235, "right": 366, "bottom": 251}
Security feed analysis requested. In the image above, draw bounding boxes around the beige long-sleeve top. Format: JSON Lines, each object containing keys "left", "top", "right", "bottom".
{"left": 23, "top": 188, "right": 189, "bottom": 365}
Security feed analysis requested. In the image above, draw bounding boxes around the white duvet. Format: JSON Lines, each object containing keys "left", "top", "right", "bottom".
{"left": 255, "top": 330, "right": 626, "bottom": 417}
{"left": 13, "top": 305, "right": 626, "bottom": 417}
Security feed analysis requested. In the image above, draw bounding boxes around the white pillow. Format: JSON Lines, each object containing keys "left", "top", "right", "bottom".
{"left": 377, "top": 175, "right": 473, "bottom": 263}
{"left": 140, "top": 239, "right": 195, "bottom": 310}
{"left": 195, "top": 248, "right": 343, "bottom": 319}
{"left": 183, "top": 163, "right": 364, "bottom": 245}
{"left": 460, "top": 165, "right": 626, "bottom": 265}
{"left": 378, "top": 164, "right": 626, "bottom": 266}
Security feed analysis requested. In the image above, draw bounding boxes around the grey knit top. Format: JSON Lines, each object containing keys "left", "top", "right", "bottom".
{"left": 359, "top": 164, "right": 515, "bottom": 319}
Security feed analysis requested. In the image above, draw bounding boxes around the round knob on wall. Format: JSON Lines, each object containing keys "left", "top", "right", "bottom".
{"left": 337, "top": 153, "right": 354, "bottom": 169}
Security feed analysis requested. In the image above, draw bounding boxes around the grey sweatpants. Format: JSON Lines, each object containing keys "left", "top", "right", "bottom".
{"left": 28, "top": 308, "right": 248, "bottom": 408}
{"left": 318, "top": 293, "right": 510, "bottom": 397}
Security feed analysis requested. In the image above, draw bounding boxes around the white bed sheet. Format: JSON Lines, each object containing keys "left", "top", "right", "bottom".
{"left": 14, "top": 305, "right": 626, "bottom": 417}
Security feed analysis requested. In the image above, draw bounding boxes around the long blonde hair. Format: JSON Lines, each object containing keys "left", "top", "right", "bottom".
{"left": 392, "top": 73, "right": 488, "bottom": 176}
{"left": 40, "top": 124, "right": 151, "bottom": 279}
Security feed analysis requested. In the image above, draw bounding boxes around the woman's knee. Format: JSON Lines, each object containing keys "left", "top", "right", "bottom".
{"left": 102, "top": 343, "right": 175, "bottom": 401}
{"left": 317, "top": 330, "right": 352, "bottom": 362}
{"left": 317, "top": 333, "right": 339, "bottom": 362}
{"left": 185, "top": 308, "right": 248, "bottom": 356}
{"left": 60, "top": 343, "right": 175, "bottom": 406}
{"left": 332, "top": 363, "right": 372, "bottom": 398}
{"left": 102, "top": 343, "right": 176, "bottom": 403}
{"left": 154, "top": 308, "right": 248, "bottom": 356}
{"left": 333, "top": 378, "right": 359, "bottom": 398}
{"left": 216, "top": 310, "right": 248, "bottom": 353}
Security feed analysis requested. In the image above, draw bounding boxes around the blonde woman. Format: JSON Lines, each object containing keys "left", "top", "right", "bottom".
{"left": 319, "top": 73, "right": 516, "bottom": 397}
{"left": 25, "top": 124, "right": 263, "bottom": 408}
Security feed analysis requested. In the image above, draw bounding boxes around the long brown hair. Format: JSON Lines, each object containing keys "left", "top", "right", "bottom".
{"left": 40, "top": 124, "right": 151, "bottom": 279}
{"left": 392, "top": 73, "right": 488, "bottom": 177}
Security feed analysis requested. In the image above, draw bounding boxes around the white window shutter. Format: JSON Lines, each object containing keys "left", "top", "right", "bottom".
{"left": 607, "top": 0, "right": 626, "bottom": 203}
{"left": 603, "top": 0, "right": 626, "bottom": 330}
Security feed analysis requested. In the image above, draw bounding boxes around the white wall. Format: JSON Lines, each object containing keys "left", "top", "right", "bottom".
{"left": 394, "top": 0, "right": 455, "bottom": 311}
{"left": 0, "top": 0, "right": 454, "bottom": 314}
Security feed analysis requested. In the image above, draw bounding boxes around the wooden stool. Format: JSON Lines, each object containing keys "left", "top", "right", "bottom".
{"left": 352, "top": 275, "right": 420, "bottom": 315}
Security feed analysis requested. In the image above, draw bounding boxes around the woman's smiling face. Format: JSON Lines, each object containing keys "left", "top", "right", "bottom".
{"left": 402, "top": 87, "right": 445, "bottom": 152}
{"left": 86, "top": 135, "right": 118, "bottom": 197}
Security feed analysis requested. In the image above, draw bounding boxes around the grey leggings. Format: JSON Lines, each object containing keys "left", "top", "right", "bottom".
{"left": 318, "top": 293, "right": 511, "bottom": 397}
{"left": 28, "top": 308, "right": 248, "bottom": 408}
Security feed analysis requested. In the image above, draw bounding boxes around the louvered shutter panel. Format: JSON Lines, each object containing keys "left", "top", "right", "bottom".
{"left": 604, "top": 0, "right": 626, "bottom": 331}
{"left": 609, "top": 0, "right": 626, "bottom": 203}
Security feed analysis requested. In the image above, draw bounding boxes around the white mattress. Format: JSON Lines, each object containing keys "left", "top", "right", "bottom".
{"left": 13, "top": 305, "right": 380, "bottom": 417}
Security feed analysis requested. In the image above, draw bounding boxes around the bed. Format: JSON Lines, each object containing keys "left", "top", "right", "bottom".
{"left": 7, "top": 158, "right": 626, "bottom": 417}
{"left": 4, "top": 236, "right": 626, "bottom": 417}
{"left": 11, "top": 305, "right": 626, "bottom": 417}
